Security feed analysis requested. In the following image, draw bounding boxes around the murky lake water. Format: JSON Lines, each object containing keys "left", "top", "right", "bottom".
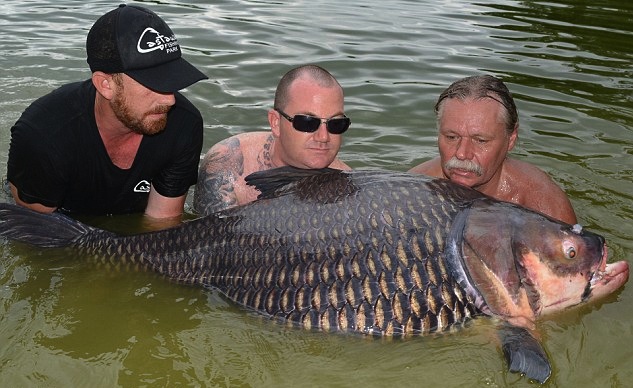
{"left": 1, "top": 0, "right": 632, "bottom": 386}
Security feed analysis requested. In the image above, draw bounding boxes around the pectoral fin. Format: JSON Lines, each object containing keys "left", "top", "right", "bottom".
{"left": 499, "top": 324, "right": 551, "bottom": 384}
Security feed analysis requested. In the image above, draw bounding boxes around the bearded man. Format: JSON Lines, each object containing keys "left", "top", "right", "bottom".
{"left": 6, "top": 5, "right": 207, "bottom": 226}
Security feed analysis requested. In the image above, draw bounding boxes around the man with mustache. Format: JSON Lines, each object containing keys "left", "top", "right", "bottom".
{"left": 6, "top": 5, "right": 207, "bottom": 226}
{"left": 193, "top": 64, "right": 350, "bottom": 215}
{"left": 409, "top": 75, "right": 577, "bottom": 224}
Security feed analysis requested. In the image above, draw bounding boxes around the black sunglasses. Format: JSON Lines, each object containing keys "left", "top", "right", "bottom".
{"left": 275, "top": 108, "right": 351, "bottom": 134}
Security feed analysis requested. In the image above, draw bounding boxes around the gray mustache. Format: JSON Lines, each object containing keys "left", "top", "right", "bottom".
{"left": 444, "top": 157, "right": 483, "bottom": 176}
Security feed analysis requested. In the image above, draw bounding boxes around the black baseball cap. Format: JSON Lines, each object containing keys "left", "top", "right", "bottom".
{"left": 86, "top": 4, "right": 208, "bottom": 93}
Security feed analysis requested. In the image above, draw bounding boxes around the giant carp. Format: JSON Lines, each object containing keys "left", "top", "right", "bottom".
{"left": 0, "top": 167, "right": 628, "bottom": 383}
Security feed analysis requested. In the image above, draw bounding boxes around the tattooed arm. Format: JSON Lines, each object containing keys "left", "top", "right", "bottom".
{"left": 193, "top": 137, "right": 244, "bottom": 216}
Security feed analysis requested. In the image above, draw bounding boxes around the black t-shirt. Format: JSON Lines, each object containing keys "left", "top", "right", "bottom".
{"left": 7, "top": 80, "right": 203, "bottom": 215}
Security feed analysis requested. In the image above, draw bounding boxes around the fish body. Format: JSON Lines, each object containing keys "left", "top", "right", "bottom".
{"left": 0, "top": 168, "right": 628, "bottom": 383}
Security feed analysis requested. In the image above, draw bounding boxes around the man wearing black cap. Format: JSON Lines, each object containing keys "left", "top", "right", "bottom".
{"left": 7, "top": 4, "right": 207, "bottom": 225}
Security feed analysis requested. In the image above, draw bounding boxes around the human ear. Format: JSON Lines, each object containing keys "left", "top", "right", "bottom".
{"left": 507, "top": 124, "right": 519, "bottom": 151}
{"left": 91, "top": 72, "right": 115, "bottom": 100}
{"left": 269, "top": 109, "right": 281, "bottom": 137}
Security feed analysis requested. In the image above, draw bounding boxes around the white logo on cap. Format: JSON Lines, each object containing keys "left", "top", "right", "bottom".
{"left": 137, "top": 27, "right": 180, "bottom": 54}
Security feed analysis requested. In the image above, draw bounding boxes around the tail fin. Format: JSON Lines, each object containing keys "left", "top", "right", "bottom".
{"left": 0, "top": 203, "right": 96, "bottom": 248}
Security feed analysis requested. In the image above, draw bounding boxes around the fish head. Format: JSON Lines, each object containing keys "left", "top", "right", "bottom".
{"left": 459, "top": 200, "right": 629, "bottom": 326}
{"left": 512, "top": 218, "right": 628, "bottom": 317}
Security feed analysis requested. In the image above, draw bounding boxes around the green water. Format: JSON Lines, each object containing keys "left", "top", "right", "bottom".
{"left": 1, "top": 0, "right": 632, "bottom": 386}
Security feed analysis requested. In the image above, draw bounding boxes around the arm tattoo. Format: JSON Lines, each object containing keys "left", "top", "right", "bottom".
{"left": 193, "top": 137, "right": 244, "bottom": 215}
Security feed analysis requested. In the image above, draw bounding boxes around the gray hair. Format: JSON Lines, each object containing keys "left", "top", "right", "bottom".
{"left": 435, "top": 75, "right": 519, "bottom": 133}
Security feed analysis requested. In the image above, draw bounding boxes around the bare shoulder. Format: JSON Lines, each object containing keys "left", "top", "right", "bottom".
{"left": 506, "top": 159, "right": 561, "bottom": 189}
{"left": 408, "top": 157, "right": 443, "bottom": 177}
{"left": 505, "top": 159, "right": 577, "bottom": 224}
{"left": 200, "top": 132, "right": 271, "bottom": 172}
{"left": 227, "top": 131, "right": 272, "bottom": 149}
{"left": 193, "top": 132, "right": 271, "bottom": 215}
{"left": 201, "top": 135, "right": 241, "bottom": 172}
{"left": 330, "top": 158, "right": 352, "bottom": 170}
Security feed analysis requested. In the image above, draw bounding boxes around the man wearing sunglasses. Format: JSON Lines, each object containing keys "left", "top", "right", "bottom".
{"left": 193, "top": 64, "right": 351, "bottom": 215}
{"left": 409, "top": 75, "right": 577, "bottom": 224}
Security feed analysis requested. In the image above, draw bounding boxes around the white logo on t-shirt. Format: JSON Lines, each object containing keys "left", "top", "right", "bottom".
{"left": 134, "top": 180, "right": 151, "bottom": 193}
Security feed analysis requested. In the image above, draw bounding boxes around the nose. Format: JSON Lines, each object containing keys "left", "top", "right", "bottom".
{"left": 455, "top": 138, "right": 473, "bottom": 160}
{"left": 313, "top": 120, "right": 330, "bottom": 142}
{"left": 157, "top": 91, "right": 176, "bottom": 106}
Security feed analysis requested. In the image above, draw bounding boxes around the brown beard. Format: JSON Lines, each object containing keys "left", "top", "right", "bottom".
{"left": 110, "top": 87, "right": 170, "bottom": 136}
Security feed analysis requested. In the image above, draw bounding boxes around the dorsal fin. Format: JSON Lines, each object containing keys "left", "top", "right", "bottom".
{"left": 245, "top": 166, "right": 341, "bottom": 199}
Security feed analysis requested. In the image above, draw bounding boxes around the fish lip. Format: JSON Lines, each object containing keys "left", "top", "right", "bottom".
{"left": 586, "top": 244, "right": 630, "bottom": 300}
{"left": 590, "top": 261, "right": 629, "bottom": 288}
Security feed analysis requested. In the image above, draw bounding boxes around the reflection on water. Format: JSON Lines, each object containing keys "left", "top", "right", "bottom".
{"left": 1, "top": 0, "right": 632, "bottom": 386}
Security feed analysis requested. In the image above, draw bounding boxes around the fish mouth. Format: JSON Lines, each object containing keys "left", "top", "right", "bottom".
{"left": 585, "top": 244, "right": 630, "bottom": 301}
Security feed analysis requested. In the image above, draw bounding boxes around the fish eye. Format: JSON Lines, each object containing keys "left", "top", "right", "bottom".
{"left": 565, "top": 246, "right": 577, "bottom": 259}
{"left": 562, "top": 240, "right": 577, "bottom": 259}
